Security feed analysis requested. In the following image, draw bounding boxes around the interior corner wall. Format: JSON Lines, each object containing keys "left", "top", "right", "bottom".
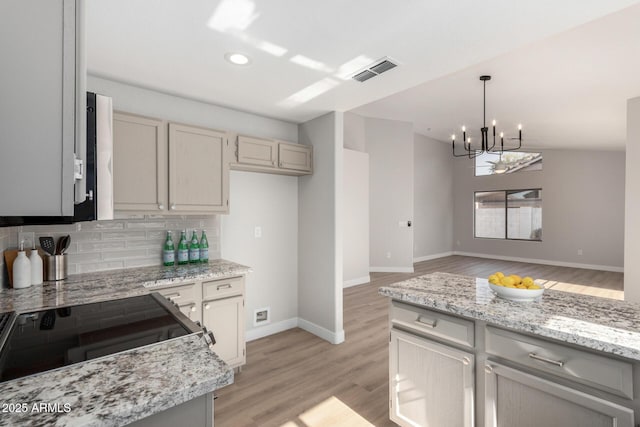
{"left": 366, "top": 118, "right": 414, "bottom": 272}
{"left": 343, "top": 149, "right": 370, "bottom": 287}
{"left": 344, "top": 112, "right": 366, "bottom": 152}
{"left": 413, "top": 134, "right": 454, "bottom": 261}
{"left": 298, "top": 112, "right": 344, "bottom": 344}
{"left": 452, "top": 149, "right": 625, "bottom": 270}
{"left": 624, "top": 97, "right": 640, "bottom": 301}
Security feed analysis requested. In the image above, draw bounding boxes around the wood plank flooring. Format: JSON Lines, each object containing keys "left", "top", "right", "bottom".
{"left": 214, "top": 255, "right": 624, "bottom": 426}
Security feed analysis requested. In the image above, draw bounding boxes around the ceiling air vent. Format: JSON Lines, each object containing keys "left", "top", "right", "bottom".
{"left": 351, "top": 57, "right": 398, "bottom": 83}
{"left": 353, "top": 70, "right": 377, "bottom": 82}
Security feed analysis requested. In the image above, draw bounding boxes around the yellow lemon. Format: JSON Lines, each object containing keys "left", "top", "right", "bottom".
{"left": 510, "top": 274, "right": 522, "bottom": 285}
{"left": 489, "top": 277, "right": 500, "bottom": 285}
{"left": 529, "top": 284, "right": 542, "bottom": 290}
{"left": 500, "top": 276, "right": 515, "bottom": 287}
{"left": 488, "top": 274, "right": 498, "bottom": 282}
{"left": 522, "top": 277, "right": 534, "bottom": 287}
{"left": 495, "top": 272, "right": 505, "bottom": 279}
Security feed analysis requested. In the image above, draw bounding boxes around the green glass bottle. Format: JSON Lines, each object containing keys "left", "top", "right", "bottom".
{"left": 162, "top": 231, "right": 175, "bottom": 266}
{"left": 177, "top": 230, "right": 189, "bottom": 265}
{"left": 189, "top": 230, "right": 200, "bottom": 264}
{"left": 199, "top": 231, "right": 209, "bottom": 264}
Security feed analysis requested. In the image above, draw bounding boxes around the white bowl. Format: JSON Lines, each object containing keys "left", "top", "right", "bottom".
{"left": 488, "top": 282, "right": 544, "bottom": 302}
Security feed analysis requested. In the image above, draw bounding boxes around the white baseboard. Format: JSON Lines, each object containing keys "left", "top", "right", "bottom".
{"left": 453, "top": 251, "right": 624, "bottom": 273}
{"left": 245, "top": 317, "right": 298, "bottom": 342}
{"left": 343, "top": 275, "right": 371, "bottom": 288}
{"left": 370, "top": 266, "right": 415, "bottom": 273}
{"left": 413, "top": 251, "right": 454, "bottom": 263}
{"left": 298, "top": 318, "right": 345, "bottom": 344}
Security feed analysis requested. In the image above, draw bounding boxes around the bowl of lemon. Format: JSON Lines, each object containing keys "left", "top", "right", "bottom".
{"left": 487, "top": 272, "right": 544, "bottom": 302}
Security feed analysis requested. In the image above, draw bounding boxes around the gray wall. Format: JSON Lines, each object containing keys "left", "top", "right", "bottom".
{"left": 625, "top": 97, "right": 640, "bottom": 300}
{"left": 298, "top": 112, "right": 344, "bottom": 344}
{"left": 414, "top": 134, "right": 454, "bottom": 260}
{"left": 344, "top": 112, "right": 366, "bottom": 152}
{"left": 343, "top": 149, "right": 370, "bottom": 286}
{"left": 367, "top": 118, "right": 414, "bottom": 272}
{"left": 221, "top": 171, "right": 298, "bottom": 340}
{"left": 453, "top": 149, "right": 625, "bottom": 270}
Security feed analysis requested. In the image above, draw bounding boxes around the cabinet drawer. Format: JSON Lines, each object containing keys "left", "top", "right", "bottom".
{"left": 237, "top": 135, "right": 277, "bottom": 167}
{"left": 486, "top": 326, "right": 633, "bottom": 398}
{"left": 156, "top": 283, "right": 199, "bottom": 303}
{"left": 391, "top": 301, "right": 474, "bottom": 348}
{"left": 203, "top": 276, "right": 243, "bottom": 301}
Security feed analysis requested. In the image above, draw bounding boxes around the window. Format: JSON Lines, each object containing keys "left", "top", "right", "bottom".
{"left": 474, "top": 189, "right": 542, "bottom": 241}
{"left": 475, "top": 151, "right": 542, "bottom": 176}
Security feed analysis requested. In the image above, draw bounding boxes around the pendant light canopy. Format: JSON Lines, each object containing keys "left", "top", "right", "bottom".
{"left": 452, "top": 75, "right": 522, "bottom": 158}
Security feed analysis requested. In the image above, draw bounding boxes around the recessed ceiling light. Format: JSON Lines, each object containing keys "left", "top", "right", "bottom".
{"left": 225, "top": 52, "right": 251, "bottom": 66}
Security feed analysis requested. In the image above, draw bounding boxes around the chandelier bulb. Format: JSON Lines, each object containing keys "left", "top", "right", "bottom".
{"left": 467, "top": 137, "right": 471, "bottom": 143}
{"left": 452, "top": 134, "right": 455, "bottom": 141}
{"left": 500, "top": 132, "right": 504, "bottom": 138}
{"left": 518, "top": 124, "right": 522, "bottom": 130}
{"left": 462, "top": 125, "right": 466, "bottom": 132}
{"left": 492, "top": 119, "right": 496, "bottom": 126}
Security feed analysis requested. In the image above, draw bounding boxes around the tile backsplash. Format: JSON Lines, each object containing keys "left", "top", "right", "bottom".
{"left": 0, "top": 215, "right": 220, "bottom": 288}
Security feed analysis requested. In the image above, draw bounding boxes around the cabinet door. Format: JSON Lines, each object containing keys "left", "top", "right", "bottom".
{"left": 278, "top": 142, "right": 312, "bottom": 172}
{"left": 113, "top": 112, "right": 167, "bottom": 211}
{"left": 484, "top": 361, "right": 634, "bottom": 427}
{"left": 0, "top": 0, "right": 79, "bottom": 216}
{"left": 202, "top": 296, "right": 245, "bottom": 368}
{"left": 390, "top": 329, "right": 474, "bottom": 427}
{"left": 237, "top": 135, "right": 277, "bottom": 167}
{"left": 168, "top": 123, "right": 229, "bottom": 213}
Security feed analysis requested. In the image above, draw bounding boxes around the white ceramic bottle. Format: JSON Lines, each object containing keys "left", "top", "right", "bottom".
{"left": 29, "top": 245, "right": 43, "bottom": 285}
{"left": 14, "top": 240, "right": 32, "bottom": 289}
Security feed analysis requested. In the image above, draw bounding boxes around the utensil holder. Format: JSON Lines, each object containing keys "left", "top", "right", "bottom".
{"left": 44, "top": 254, "right": 67, "bottom": 281}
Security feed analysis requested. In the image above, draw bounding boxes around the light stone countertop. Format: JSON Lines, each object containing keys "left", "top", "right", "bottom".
{"left": 0, "top": 259, "right": 250, "bottom": 426}
{"left": 379, "top": 272, "right": 640, "bottom": 362}
{"left": 0, "top": 259, "right": 251, "bottom": 313}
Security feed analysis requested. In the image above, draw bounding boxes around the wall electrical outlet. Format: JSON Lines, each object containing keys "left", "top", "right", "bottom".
{"left": 18, "top": 232, "right": 35, "bottom": 249}
{"left": 254, "top": 307, "right": 270, "bottom": 326}
{"left": 254, "top": 226, "right": 262, "bottom": 238}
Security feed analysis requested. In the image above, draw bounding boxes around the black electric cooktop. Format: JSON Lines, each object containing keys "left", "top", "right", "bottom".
{"left": 0, "top": 293, "right": 200, "bottom": 383}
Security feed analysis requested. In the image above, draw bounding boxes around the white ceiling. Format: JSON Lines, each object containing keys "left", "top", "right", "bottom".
{"left": 87, "top": 0, "right": 640, "bottom": 149}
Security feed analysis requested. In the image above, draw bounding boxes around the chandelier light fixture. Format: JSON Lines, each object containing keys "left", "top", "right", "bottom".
{"left": 451, "top": 75, "right": 522, "bottom": 158}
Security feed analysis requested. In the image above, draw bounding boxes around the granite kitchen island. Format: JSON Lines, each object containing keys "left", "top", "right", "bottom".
{"left": 0, "top": 260, "right": 250, "bottom": 426}
{"left": 379, "top": 272, "right": 640, "bottom": 427}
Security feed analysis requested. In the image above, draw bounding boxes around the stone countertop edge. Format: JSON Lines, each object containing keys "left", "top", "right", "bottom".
{"left": 0, "top": 334, "right": 233, "bottom": 427}
{"left": 0, "top": 259, "right": 251, "bottom": 313}
{"left": 379, "top": 272, "right": 640, "bottom": 362}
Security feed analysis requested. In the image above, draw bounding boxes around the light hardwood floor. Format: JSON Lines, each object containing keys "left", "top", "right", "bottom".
{"left": 214, "top": 255, "right": 624, "bottom": 426}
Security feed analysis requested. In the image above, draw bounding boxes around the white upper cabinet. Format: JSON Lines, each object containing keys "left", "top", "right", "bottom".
{"left": 231, "top": 135, "right": 313, "bottom": 176}
{"left": 278, "top": 141, "right": 313, "bottom": 173}
{"left": 113, "top": 112, "right": 167, "bottom": 212}
{"left": 168, "top": 123, "right": 229, "bottom": 213}
{"left": 0, "top": 0, "right": 84, "bottom": 216}
{"left": 112, "top": 113, "right": 230, "bottom": 215}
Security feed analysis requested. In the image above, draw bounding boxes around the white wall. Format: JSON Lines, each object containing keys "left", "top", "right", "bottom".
{"left": 625, "top": 97, "right": 640, "bottom": 301}
{"left": 343, "top": 149, "right": 370, "bottom": 287}
{"left": 344, "top": 112, "right": 366, "bottom": 152}
{"left": 414, "top": 134, "right": 454, "bottom": 261}
{"left": 452, "top": 149, "right": 625, "bottom": 270}
{"left": 366, "top": 118, "right": 414, "bottom": 272}
{"left": 221, "top": 171, "right": 298, "bottom": 340}
{"left": 298, "top": 112, "right": 344, "bottom": 344}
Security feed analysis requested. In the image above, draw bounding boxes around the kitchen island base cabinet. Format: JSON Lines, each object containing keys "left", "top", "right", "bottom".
{"left": 390, "top": 329, "right": 474, "bottom": 427}
{"left": 128, "top": 392, "right": 214, "bottom": 427}
{"left": 485, "top": 362, "right": 634, "bottom": 427}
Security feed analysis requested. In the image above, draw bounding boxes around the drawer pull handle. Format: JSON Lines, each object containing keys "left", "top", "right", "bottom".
{"left": 165, "top": 293, "right": 181, "bottom": 300}
{"left": 415, "top": 316, "right": 437, "bottom": 328}
{"left": 217, "top": 283, "right": 232, "bottom": 290}
{"left": 529, "top": 352, "right": 564, "bottom": 368}
{"left": 462, "top": 357, "right": 470, "bottom": 366}
{"left": 484, "top": 365, "right": 493, "bottom": 374}
{"left": 204, "top": 304, "right": 211, "bottom": 310}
